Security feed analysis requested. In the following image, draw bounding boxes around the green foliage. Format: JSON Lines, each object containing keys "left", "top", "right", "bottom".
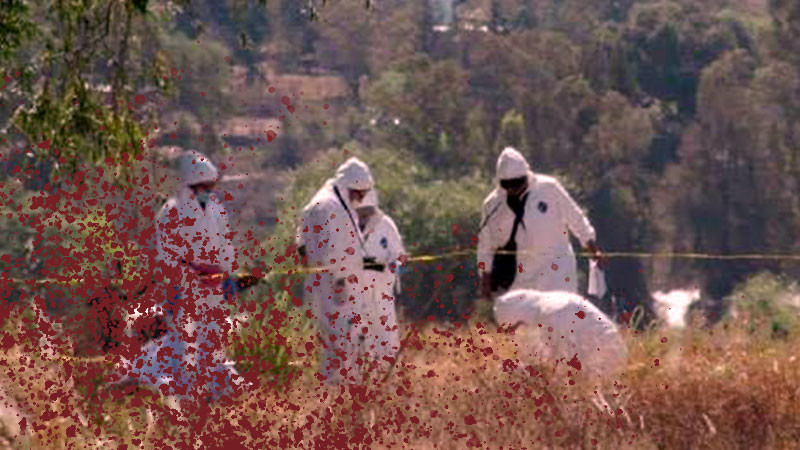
{"left": 230, "top": 290, "right": 304, "bottom": 383}
{"left": 0, "top": 0, "right": 34, "bottom": 61}
{"left": 159, "top": 31, "right": 233, "bottom": 139}
{"left": 0, "top": 0, "right": 187, "bottom": 182}
{"left": 495, "top": 109, "right": 527, "bottom": 154}
{"left": 365, "top": 55, "right": 469, "bottom": 171}
{"left": 728, "top": 272, "right": 800, "bottom": 339}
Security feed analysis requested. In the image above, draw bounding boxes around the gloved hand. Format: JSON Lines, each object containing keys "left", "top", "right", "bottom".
{"left": 223, "top": 273, "right": 261, "bottom": 301}
{"left": 222, "top": 276, "right": 239, "bottom": 302}
{"left": 585, "top": 240, "right": 609, "bottom": 271}
{"left": 233, "top": 273, "right": 260, "bottom": 290}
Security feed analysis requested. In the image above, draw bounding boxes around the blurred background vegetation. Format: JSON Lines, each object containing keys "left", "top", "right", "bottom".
{"left": 2, "top": 0, "right": 800, "bottom": 339}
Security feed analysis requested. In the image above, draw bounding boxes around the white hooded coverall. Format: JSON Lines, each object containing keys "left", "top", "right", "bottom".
{"left": 478, "top": 148, "right": 596, "bottom": 294}
{"left": 354, "top": 190, "right": 404, "bottom": 372}
{"left": 494, "top": 289, "right": 627, "bottom": 379}
{"left": 296, "top": 157, "right": 372, "bottom": 385}
{"left": 119, "top": 151, "right": 240, "bottom": 399}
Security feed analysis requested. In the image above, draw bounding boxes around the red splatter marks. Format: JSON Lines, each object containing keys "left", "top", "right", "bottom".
{"left": 224, "top": 56, "right": 231, "bottom": 63}
{"left": 170, "top": 67, "right": 178, "bottom": 76}
{"left": 654, "top": 359, "right": 660, "bottom": 366}
{"left": 281, "top": 96, "right": 291, "bottom": 106}
{"left": 452, "top": 224, "right": 460, "bottom": 234}
{"left": 565, "top": 277, "right": 570, "bottom": 282}
{"left": 1, "top": 333, "right": 14, "bottom": 350}
{"left": 345, "top": 247, "right": 356, "bottom": 255}
{"left": 37, "top": 140, "right": 50, "bottom": 149}
{"left": 518, "top": 263, "right": 524, "bottom": 273}
{"left": 268, "top": 86, "right": 275, "bottom": 93}
{"left": 551, "top": 263, "right": 559, "bottom": 271}
{"left": 567, "top": 354, "right": 582, "bottom": 371}
{"left": 661, "top": 337, "right": 668, "bottom": 344}
{"left": 464, "top": 414, "right": 477, "bottom": 425}
{"left": 218, "top": 439, "right": 248, "bottom": 450}
{"left": 266, "top": 130, "right": 277, "bottom": 142}
{"left": 201, "top": 91, "right": 206, "bottom": 97}
{"left": 575, "top": 311, "right": 586, "bottom": 319}
{"left": 323, "top": 104, "right": 329, "bottom": 110}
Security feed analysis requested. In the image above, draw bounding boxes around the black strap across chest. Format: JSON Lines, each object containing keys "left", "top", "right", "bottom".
{"left": 333, "top": 185, "right": 365, "bottom": 249}
{"left": 504, "top": 193, "right": 529, "bottom": 248}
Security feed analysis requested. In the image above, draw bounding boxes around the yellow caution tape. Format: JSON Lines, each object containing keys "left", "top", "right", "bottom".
{"left": 8, "top": 249, "right": 800, "bottom": 287}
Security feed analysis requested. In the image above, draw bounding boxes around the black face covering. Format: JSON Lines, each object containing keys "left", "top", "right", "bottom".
{"left": 499, "top": 176, "right": 528, "bottom": 191}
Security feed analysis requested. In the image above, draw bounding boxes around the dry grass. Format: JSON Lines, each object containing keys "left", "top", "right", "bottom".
{"left": 3, "top": 307, "right": 800, "bottom": 449}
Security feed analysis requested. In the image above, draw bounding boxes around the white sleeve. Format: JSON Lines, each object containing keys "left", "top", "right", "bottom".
{"left": 296, "top": 204, "right": 325, "bottom": 262}
{"left": 553, "top": 180, "right": 596, "bottom": 246}
{"left": 383, "top": 216, "right": 405, "bottom": 263}
{"left": 155, "top": 204, "right": 184, "bottom": 268}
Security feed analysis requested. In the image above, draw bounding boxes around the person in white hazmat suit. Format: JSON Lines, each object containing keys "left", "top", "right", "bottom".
{"left": 296, "top": 157, "right": 373, "bottom": 385}
{"left": 352, "top": 189, "right": 405, "bottom": 375}
{"left": 477, "top": 147, "right": 608, "bottom": 300}
{"left": 493, "top": 289, "right": 627, "bottom": 379}
{"left": 114, "top": 150, "right": 243, "bottom": 400}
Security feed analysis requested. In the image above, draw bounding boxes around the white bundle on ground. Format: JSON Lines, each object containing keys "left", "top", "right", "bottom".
{"left": 494, "top": 289, "right": 627, "bottom": 379}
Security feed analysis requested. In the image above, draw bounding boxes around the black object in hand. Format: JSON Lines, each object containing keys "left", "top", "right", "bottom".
{"left": 363, "top": 257, "right": 385, "bottom": 272}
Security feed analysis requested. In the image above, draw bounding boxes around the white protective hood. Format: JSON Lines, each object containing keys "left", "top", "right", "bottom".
{"left": 178, "top": 150, "right": 219, "bottom": 186}
{"left": 334, "top": 157, "right": 374, "bottom": 192}
{"left": 496, "top": 147, "right": 531, "bottom": 181}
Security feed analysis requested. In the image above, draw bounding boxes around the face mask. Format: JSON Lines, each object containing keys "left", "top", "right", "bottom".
{"left": 195, "top": 190, "right": 211, "bottom": 208}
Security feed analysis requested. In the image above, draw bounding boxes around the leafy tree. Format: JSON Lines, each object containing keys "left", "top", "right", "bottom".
{"left": 365, "top": 55, "right": 470, "bottom": 171}
{"left": 494, "top": 109, "right": 527, "bottom": 154}
{"left": 0, "top": 1, "right": 180, "bottom": 180}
